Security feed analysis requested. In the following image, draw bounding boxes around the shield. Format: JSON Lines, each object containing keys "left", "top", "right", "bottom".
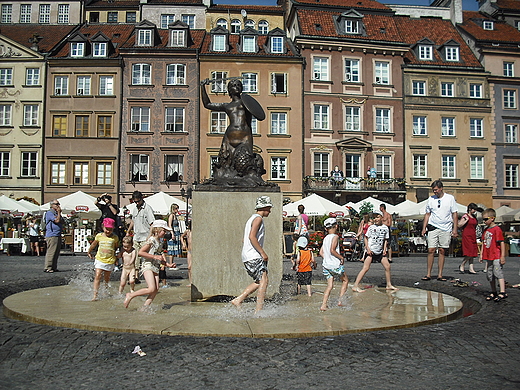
{"left": 242, "top": 93, "right": 265, "bottom": 121}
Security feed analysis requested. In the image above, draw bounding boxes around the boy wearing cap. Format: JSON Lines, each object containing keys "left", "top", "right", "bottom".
{"left": 320, "top": 218, "right": 349, "bottom": 311}
{"left": 352, "top": 211, "right": 398, "bottom": 293}
{"left": 295, "top": 236, "right": 316, "bottom": 296}
{"left": 231, "top": 196, "right": 272, "bottom": 313}
{"left": 87, "top": 218, "right": 120, "bottom": 301}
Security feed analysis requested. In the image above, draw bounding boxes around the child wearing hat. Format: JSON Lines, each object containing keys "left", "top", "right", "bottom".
{"left": 295, "top": 236, "right": 316, "bottom": 296}
{"left": 87, "top": 218, "right": 120, "bottom": 301}
{"left": 231, "top": 196, "right": 272, "bottom": 313}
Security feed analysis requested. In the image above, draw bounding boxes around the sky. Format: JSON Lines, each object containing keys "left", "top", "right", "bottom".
{"left": 213, "top": 0, "right": 480, "bottom": 11}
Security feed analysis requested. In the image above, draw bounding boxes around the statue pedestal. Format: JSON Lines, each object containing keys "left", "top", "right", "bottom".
{"left": 190, "top": 190, "right": 283, "bottom": 301}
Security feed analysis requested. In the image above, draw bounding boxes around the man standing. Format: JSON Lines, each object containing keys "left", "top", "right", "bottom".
{"left": 380, "top": 204, "right": 393, "bottom": 262}
{"left": 126, "top": 191, "right": 155, "bottom": 280}
{"left": 421, "top": 180, "right": 458, "bottom": 281}
{"left": 44, "top": 199, "right": 63, "bottom": 272}
{"left": 95, "top": 193, "right": 123, "bottom": 240}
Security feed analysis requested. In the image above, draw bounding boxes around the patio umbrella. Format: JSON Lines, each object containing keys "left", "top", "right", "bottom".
{"left": 121, "top": 191, "right": 190, "bottom": 216}
{"left": 495, "top": 205, "right": 514, "bottom": 222}
{"left": 0, "top": 195, "right": 22, "bottom": 212}
{"left": 40, "top": 191, "right": 101, "bottom": 219}
{"left": 283, "top": 193, "right": 349, "bottom": 217}
{"left": 497, "top": 207, "right": 520, "bottom": 222}
{"left": 17, "top": 199, "right": 42, "bottom": 214}
{"left": 352, "top": 197, "right": 400, "bottom": 214}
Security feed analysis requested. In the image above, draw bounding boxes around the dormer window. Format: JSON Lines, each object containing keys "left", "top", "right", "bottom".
{"left": 71, "top": 42, "right": 84, "bottom": 57}
{"left": 171, "top": 30, "right": 185, "bottom": 47}
{"left": 138, "top": 30, "right": 152, "bottom": 46}
{"left": 210, "top": 26, "right": 229, "bottom": 52}
{"left": 93, "top": 42, "right": 107, "bottom": 57}
{"left": 168, "top": 20, "right": 190, "bottom": 48}
{"left": 267, "top": 28, "right": 286, "bottom": 54}
{"left": 243, "top": 36, "right": 256, "bottom": 52}
{"left": 345, "top": 19, "right": 359, "bottom": 34}
{"left": 445, "top": 46, "right": 459, "bottom": 61}
{"left": 440, "top": 40, "right": 461, "bottom": 62}
{"left": 271, "top": 36, "right": 283, "bottom": 53}
{"left": 418, "top": 45, "right": 433, "bottom": 60}
{"left": 231, "top": 19, "right": 241, "bottom": 34}
{"left": 336, "top": 10, "right": 364, "bottom": 36}
{"left": 483, "top": 20, "right": 494, "bottom": 30}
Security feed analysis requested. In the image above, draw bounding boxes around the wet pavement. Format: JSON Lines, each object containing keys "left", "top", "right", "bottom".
{"left": 1, "top": 252, "right": 519, "bottom": 389}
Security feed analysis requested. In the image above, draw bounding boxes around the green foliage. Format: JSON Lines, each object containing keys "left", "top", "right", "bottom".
{"left": 358, "top": 201, "right": 374, "bottom": 216}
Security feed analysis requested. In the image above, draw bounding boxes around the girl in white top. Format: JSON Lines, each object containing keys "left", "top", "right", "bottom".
{"left": 319, "top": 218, "right": 349, "bottom": 311}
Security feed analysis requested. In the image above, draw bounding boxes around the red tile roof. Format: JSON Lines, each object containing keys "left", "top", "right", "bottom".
{"left": 0, "top": 25, "right": 77, "bottom": 53}
{"left": 494, "top": 0, "right": 520, "bottom": 11}
{"left": 119, "top": 28, "right": 205, "bottom": 50}
{"left": 199, "top": 33, "right": 299, "bottom": 57}
{"left": 85, "top": 0, "right": 140, "bottom": 8}
{"left": 293, "top": 0, "right": 390, "bottom": 11}
{"left": 460, "top": 11, "right": 520, "bottom": 44}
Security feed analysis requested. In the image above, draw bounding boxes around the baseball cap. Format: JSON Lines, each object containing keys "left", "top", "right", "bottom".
{"left": 151, "top": 220, "right": 172, "bottom": 231}
{"left": 103, "top": 218, "right": 116, "bottom": 228}
{"left": 255, "top": 196, "right": 273, "bottom": 210}
{"left": 372, "top": 210, "right": 383, "bottom": 216}
{"left": 297, "top": 236, "right": 308, "bottom": 249}
{"left": 324, "top": 218, "right": 337, "bottom": 228}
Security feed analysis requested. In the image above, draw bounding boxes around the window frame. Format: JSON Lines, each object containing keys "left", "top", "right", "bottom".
{"left": 0, "top": 68, "right": 13, "bottom": 86}
{"left": 441, "top": 155, "right": 456, "bottom": 179}
{"left": 211, "top": 112, "right": 227, "bottom": 133}
{"left": 376, "top": 155, "right": 391, "bottom": 179}
{"left": 313, "top": 56, "right": 329, "bottom": 81}
{"left": 21, "top": 151, "right": 37, "bottom": 177}
{"left": 345, "top": 106, "right": 360, "bottom": 131}
{"left": 313, "top": 152, "right": 329, "bottom": 177}
{"left": 166, "top": 64, "right": 186, "bottom": 85}
{"left": 130, "top": 154, "right": 149, "bottom": 182}
{"left": 0, "top": 104, "right": 12, "bottom": 126}
{"left": 344, "top": 58, "right": 360, "bottom": 82}
{"left": 57, "top": 4, "right": 69, "bottom": 24}
{"left": 375, "top": 108, "right": 391, "bottom": 133}
{"left": 441, "top": 82, "right": 454, "bottom": 97}
{"left": 0, "top": 151, "right": 10, "bottom": 176}
{"left": 73, "top": 162, "right": 89, "bottom": 185}
{"left": 469, "top": 83, "right": 482, "bottom": 98}
{"left": 54, "top": 76, "right": 69, "bottom": 96}
{"left": 23, "top": 104, "right": 38, "bottom": 126}
{"left": 271, "top": 73, "right": 287, "bottom": 94}
{"left": 50, "top": 162, "right": 66, "bottom": 184}
{"left": 418, "top": 45, "right": 433, "bottom": 60}
{"left": 130, "top": 107, "right": 150, "bottom": 132}
{"left": 441, "top": 117, "right": 455, "bottom": 137}
{"left": 270, "top": 36, "right": 284, "bottom": 54}
{"left": 505, "top": 164, "right": 519, "bottom": 188}
{"left": 504, "top": 62, "right": 514, "bottom": 77}
{"left": 99, "top": 75, "right": 114, "bottom": 95}
{"left": 75, "top": 115, "right": 89, "bottom": 137}
{"left": 374, "top": 61, "right": 390, "bottom": 85}
{"left": 165, "top": 107, "right": 185, "bottom": 132}
{"left": 39, "top": 4, "right": 50, "bottom": 24}
{"left": 20, "top": 4, "right": 32, "bottom": 23}
{"left": 412, "top": 115, "right": 427, "bottom": 136}
{"left": 161, "top": 14, "right": 175, "bottom": 29}
{"left": 345, "top": 154, "right": 361, "bottom": 178}
{"left": 96, "top": 162, "right": 112, "bottom": 185}
{"left": 505, "top": 124, "right": 518, "bottom": 144}
{"left": 165, "top": 155, "right": 184, "bottom": 182}
{"left": 445, "top": 46, "right": 459, "bottom": 62}
{"left": 270, "top": 112, "right": 287, "bottom": 135}
{"left": 270, "top": 156, "right": 287, "bottom": 180}
{"left": 93, "top": 42, "right": 107, "bottom": 57}
{"left": 137, "top": 30, "right": 152, "bottom": 46}
{"left": 413, "top": 154, "right": 427, "bottom": 178}
{"left": 97, "top": 115, "right": 112, "bottom": 137}
{"left": 504, "top": 89, "right": 517, "bottom": 109}
{"left": 76, "top": 75, "right": 91, "bottom": 96}
{"left": 132, "top": 63, "right": 151, "bottom": 85}
{"left": 470, "top": 156, "right": 484, "bottom": 179}
{"left": 242, "top": 72, "right": 258, "bottom": 93}
{"left": 470, "top": 118, "right": 484, "bottom": 138}
{"left": 211, "top": 71, "right": 227, "bottom": 93}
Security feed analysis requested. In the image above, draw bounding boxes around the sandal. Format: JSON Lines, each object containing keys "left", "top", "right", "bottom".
{"left": 421, "top": 276, "right": 431, "bottom": 281}
{"left": 494, "top": 292, "right": 508, "bottom": 302}
{"left": 485, "top": 293, "right": 497, "bottom": 301}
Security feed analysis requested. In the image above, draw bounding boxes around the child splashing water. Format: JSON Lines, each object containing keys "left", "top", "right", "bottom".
{"left": 124, "top": 220, "right": 177, "bottom": 310}
{"left": 88, "top": 218, "right": 120, "bottom": 301}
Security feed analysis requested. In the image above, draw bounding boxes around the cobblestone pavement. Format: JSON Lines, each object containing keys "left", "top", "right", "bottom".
{"left": 1, "top": 252, "right": 519, "bottom": 389}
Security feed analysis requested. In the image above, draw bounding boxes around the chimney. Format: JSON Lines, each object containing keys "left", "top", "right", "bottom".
{"left": 451, "top": 0, "right": 463, "bottom": 24}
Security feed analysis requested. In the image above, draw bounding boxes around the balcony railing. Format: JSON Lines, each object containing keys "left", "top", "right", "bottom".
{"left": 304, "top": 176, "right": 406, "bottom": 192}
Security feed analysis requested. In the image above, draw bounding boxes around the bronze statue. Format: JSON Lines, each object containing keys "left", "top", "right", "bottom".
{"left": 200, "top": 78, "right": 275, "bottom": 188}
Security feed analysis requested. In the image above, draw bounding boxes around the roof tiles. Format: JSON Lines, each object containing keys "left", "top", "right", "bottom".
{"left": 0, "top": 25, "right": 77, "bottom": 53}
{"left": 293, "top": 0, "right": 390, "bottom": 11}
{"left": 460, "top": 11, "right": 520, "bottom": 44}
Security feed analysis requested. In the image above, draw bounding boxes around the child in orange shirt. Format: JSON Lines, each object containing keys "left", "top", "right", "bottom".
{"left": 295, "top": 236, "right": 316, "bottom": 296}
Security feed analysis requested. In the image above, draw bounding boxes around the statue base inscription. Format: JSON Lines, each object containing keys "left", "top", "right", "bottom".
{"left": 190, "top": 190, "right": 283, "bottom": 301}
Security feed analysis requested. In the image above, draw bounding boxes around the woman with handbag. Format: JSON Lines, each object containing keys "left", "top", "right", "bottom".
{"left": 458, "top": 203, "right": 483, "bottom": 274}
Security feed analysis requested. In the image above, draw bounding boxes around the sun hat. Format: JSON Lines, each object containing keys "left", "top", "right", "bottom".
{"left": 151, "top": 220, "right": 172, "bottom": 231}
{"left": 255, "top": 196, "right": 273, "bottom": 210}
{"left": 297, "top": 236, "right": 308, "bottom": 249}
{"left": 373, "top": 210, "right": 383, "bottom": 216}
{"left": 102, "top": 218, "right": 115, "bottom": 228}
{"left": 324, "top": 217, "right": 337, "bottom": 228}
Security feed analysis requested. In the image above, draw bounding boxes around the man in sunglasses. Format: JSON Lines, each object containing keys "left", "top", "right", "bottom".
{"left": 421, "top": 180, "right": 458, "bottom": 281}
{"left": 44, "top": 200, "right": 63, "bottom": 273}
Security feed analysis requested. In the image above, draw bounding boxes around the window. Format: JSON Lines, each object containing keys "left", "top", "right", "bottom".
{"left": 97, "top": 116, "right": 112, "bottom": 137}
{"left": 505, "top": 164, "right": 519, "bottom": 187}
{"left": 0, "top": 105, "right": 12, "bottom": 126}
{"left": 1, "top": 4, "right": 12, "bottom": 23}
{"left": 270, "top": 36, "right": 284, "bottom": 53}
{"left": 446, "top": 47, "right": 459, "bottom": 61}
{"left": 470, "top": 156, "right": 484, "bottom": 179}
{"left": 97, "top": 162, "right": 112, "bottom": 185}
{"left": 165, "top": 107, "right": 184, "bottom": 132}
{"left": 441, "top": 117, "right": 455, "bottom": 136}
{"left": 39, "top": 4, "right": 50, "bottom": 24}
{"left": 412, "top": 81, "right": 426, "bottom": 96}
{"left": 505, "top": 124, "right": 518, "bottom": 143}
{"left": 71, "top": 42, "right": 84, "bottom": 57}
{"left": 258, "top": 20, "right": 269, "bottom": 34}
{"left": 314, "top": 105, "right": 329, "bottom": 130}
{"left": 271, "top": 112, "right": 287, "bottom": 134}
{"left": 167, "top": 64, "right": 185, "bottom": 85}
{"left": 231, "top": 19, "right": 241, "bottom": 34}
{"left": 345, "top": 19, "right": 359, "bottom": 34}
{"left": 74, "top": 162, "right": 89, "bottom": 184}
{"left": 0, "top": 152, "right": 9, "bottom": 176}
{"left": 138, "top": 30, "right": 152, "bottom": 46}
{"left": 170, "top": 30, "right": 185, "bottom": 47}
{"left": 469, "top": 83, "right": 482, "bottom": 98}
{"left": 21, "top": 152, "right": 37, "bottom": 177}
{"left": 242, "top": 73, "right": 257, "bottom": 93}
{"left": 126, "top": 12, "right": 136, "bottom": 23}
{"left": 132, "top": 64, "right": 151, "bottom": 85}
{"left": 20, "top": 4, "right": 31, "bottom": 23}
{"left": 376, "top": 155, "right": 391, "bottom": 179}
{"left": 375, "top": 108, "right": 390, "bottom": 133}
{"left": 107, "top": 12, "right": 118, "bottom": 23}
{"left": 243, "top": 36, "right": 256, "bottom": 53}
{"left": 483, "top": 20, "right": 493, "bottom": 30}
{"left": 251, "top": 117, "right": 258, "bottom": 134}
{"left": 344, "top": 59, "right": 360, "bottom": 82}
{"left": 26, "top": 68, "right": 40, "bottom": 86}
{"left": 54, "top": 76, "right": 68, "bottom": 95}
{"left": 99, "top": 76, "right": 113, "bottom": 95}
{"left": 130, "top": 154, "right": 149, "bottom": 181}
{"left": 245, "top": 20, "right": 255, "bottom": 28}
{"left": 470, "top": 118, "right": 483, "bottom": 138}
{"left": 53, "top": 115, "right": 67, "bottom": 136}
{"left": 441, "top": 82, "right": 454, "bottom": 97}
{"left": 503, "top": 62, "right": 514, "bottom": 77}
{"left": 313, "top": 152, "right": 329, "bottom": 177}
{"left": 516, "top": 20, "right": 520, "bottom": 30}
{"left": 93, "top": 42, "right": 107, "bottom": 57}
{"left": 504, "top": 90, "right": 517, "bottom": 109}
{"left": 90, "top": 12, "right": 99, "bottom": 23}
{"left": 313, "top": 57, "right": 329, "bottom": 81}
{"left": 216, "top": 18, "right": 227, "bottom": 29}
{"left": 271, "top": 157, "right": 286, "bottom": 179}
{"left": 442, "top": 155, "right": 456, "bottom": 178}
{"left": 181, "top": 14, "right": 195, "bottom": 29}
{"left": 345, "top": 154, "right": 360, "bottom": 178}
{"left": 211, "top": 71, "right": 227, "bottom": 93}
{"left": 58, "top": 4, "right": 69, "bottom": 24}
{"left": 213, "top": 35, "right": 226, "bottom": 51}
{"left": 419, "top": 45, "right": 433, "bottom": 60}
{"left": 210, "top": 155, "right": 219, "bottom": 177}
{"left": 413, "top": 154, "right": 427, "bottom": 178}
{"left": 413, "top": 115, "right": 427, "bottom": 135}
{"left": 211, "top": 112, "right": 227, "bottom": 133}
{"left": 0, "top": 68, "right": 13, "bottom": 85}
{"left": 131, "top": 107, "right": 150, "bottom": 132}
{"left": 271, "top": 73, "right": 287, "bottom": 94}
{"left": 75, "top": 115, "right": 89, "bottom": 137}
{"left": 50, "top": 162, "right": 66, "bottom": 184}
{"left": 77, "top": 76, "right": 91, "bottom": 95}
{"left": 375, "top": 61, "right": 389, "bottom": 84}
{"left": 165, "top": 155, "right": 183, "bottom": 182}
{"left": 345, "top": 106, "right": 360, "bottom": 131}
{"left": 161, "top": 14, "right": 175, "bottom": 29}
{"left": 23, "top": 105, "right": 38, "bottom": 126}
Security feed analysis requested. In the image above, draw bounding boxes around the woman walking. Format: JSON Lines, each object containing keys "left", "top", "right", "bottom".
{"left": 458, "top": 203, "right": 483, "bottom": 274}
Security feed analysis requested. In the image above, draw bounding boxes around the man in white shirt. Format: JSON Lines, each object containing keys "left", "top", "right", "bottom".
{"left": 421, "top": 180, "right": 458, "bottom": 281}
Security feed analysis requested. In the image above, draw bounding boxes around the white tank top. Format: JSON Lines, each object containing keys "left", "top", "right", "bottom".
{"left": 322, "top": 233, "right": 341, "bottom": 269}
{"left": 241, "top": 214, "right": 265, "bottom": 262}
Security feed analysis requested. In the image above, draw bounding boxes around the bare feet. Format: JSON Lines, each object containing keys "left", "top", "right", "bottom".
{"left": 320, "top": 305, "right": 328, "bottom": 311}
{"left": 123, "top": 293, "right": 132, "bottom": 308}
{"left": 91, "top": 296, "right": 98, "bottom": 301}
{"left": 231, "top": 298, "right": 241, "bottom": 309}
{"left": 352, "top": 286, "right": 365, "bottom": 293}
{"left": 386, "top": 285, "right": 399, "bottom": 291}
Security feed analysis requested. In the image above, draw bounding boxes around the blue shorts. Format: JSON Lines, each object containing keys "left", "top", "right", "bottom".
{"left": 323, "top": 265, "right": 345, "bottom": 279}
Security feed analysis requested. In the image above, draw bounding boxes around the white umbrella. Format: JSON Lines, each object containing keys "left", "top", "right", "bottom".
{"left": 497, "top": 207, "right": 520, "bottom": 222}
{"left": 352, "top": 196, "right": 399, "bottom": 214}
{"left": 40, "top": 190, "right": 101, "bottom": 218}
{"left": 495, "top": 205, "right": 514, "bottom": 222}
{"left": 283, "top": 193, "right": 349, "bottom": 217}
{"left": 399, "top": 198, "right": 467, "bottom": 219}
{"left": 17, "top": 199, "right": 42, "bottom": 214}
{"left": 0, "top": 195, "right": 20, "bottom": 212}
{"left": 122, "top": 191, "right": 190, "bottom": 216}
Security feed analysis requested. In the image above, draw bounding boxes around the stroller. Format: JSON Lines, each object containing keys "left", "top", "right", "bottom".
{"left": 342, "top": 232, "right": 361, "bottom": 261}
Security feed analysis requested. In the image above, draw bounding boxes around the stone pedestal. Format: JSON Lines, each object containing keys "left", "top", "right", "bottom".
{"left": 191, "top": 190, "right": 283, "bottom": 301}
